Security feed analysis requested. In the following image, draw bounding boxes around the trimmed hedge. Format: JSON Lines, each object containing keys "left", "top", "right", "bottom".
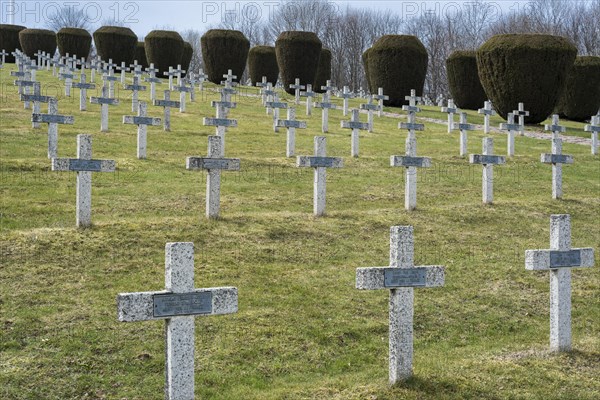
{"left": 57, "top": 27, "right": 91, "bottom": 59}
{"left": 446, "top": 50, "right": 487, "bottom": 110}
{"left": 362, "top": 48, "right": 374, "bottom": 93}
{"left": 556, "top": 56, "right": 600, "bottom": 122}
{"left": 477, "top": 34, "right": 577, "bottom": 123}
{"left": 19, "top": 29, "right": 56, "bottom": 58}
{"left": 275, "top": 31, "right": 322, "bottom": 95}
{"left": 93, "top": 26, "right": 137, "bottom": 66}
{"left": 248, "top": 46, "right": 279, "bottom": 86}
{"left": 180, "top": 41, "right": 193, "bottom": 78}
{"left": 201, "top": 29, "right": 250, "bottom": 84}
{"left": 0, "top": 24, "right": 27, "bottom": 63}
{"left": 367, "top": 35, "right": 428, "bottom": 106}
{"left": 134, "top": 41, "right": 148, "bottom": 69}
{"left": 314, "top": 48, "right": 332, "bottom": 93}
{"left": 144, "top": 30, "right": 184, "bottom": 77}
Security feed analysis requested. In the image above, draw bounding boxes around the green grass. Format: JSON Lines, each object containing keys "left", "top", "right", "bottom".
{"left": 1, "top": 65, "right": 599, "bottom": 400}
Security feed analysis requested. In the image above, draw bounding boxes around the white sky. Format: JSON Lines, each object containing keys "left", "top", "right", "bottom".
{"left": 1, "top": 0, "right": 533, "bottom": 38}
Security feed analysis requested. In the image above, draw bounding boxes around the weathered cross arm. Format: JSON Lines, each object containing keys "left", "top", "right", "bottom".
{"left": 90, "top": 97, "right": 119, "bottom": 105}
{"left": 21, "top": 93, "right": 52, "bottom": 103}
{"left": 278, "top": 120, "right": 307, "bottom": 129}
{"left": 500, "top": 122, "right": 521, "bottom": 131}
{"left": 470, "top": 155, "right": 506, "bottom": 165}
{"left": 52, "top": 158, "right": 116, "bottom": 172}
{"left": 398, "top": 122, "right": 424, "bottom": 131}
{"left": 356, "top": 266, "right": 445, "bottom": 289}
{"left": 390, "top": 156, "right": 431, "bottom": 168}
{"left": 32, "top": 114, "right": 74, "bottom": 124}
{"left": 540, "top": 154, "right": 574, "bottom": 164}
{"left": 297, "top": 156, "right": 343, "bottom": 168}
{"left": 584, "top": 124, "right": 600, "bottom": 133}
{"left": 123, "top": 116, "right": 162, "bottom": 125}
{"left": 402, "top": 105, "right": 421, "bottom": 113}
{"left": 525, "top": 248, "right": 595, "bottom": 270}
{"left": 341, "top": 121, "right": 369, "bottom": 130}
{"left": 544, "top": 124, "right": 566, "bottom": 133}
{"left": 117, "top": 287, "right": 238, "bottom": 322}
{"left": 203, "top": 117, "right": 238, "bottom": 127}
{"left": 211, "top": 101, "right": 237, "bottom": 109}
{"left": 186, "top": 157, "right": 241, "bottom": 170}
{"left": 154, "top": 99, "right": 181, "bottom": 108}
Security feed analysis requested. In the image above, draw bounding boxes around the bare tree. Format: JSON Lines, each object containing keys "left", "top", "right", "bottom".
{"left": 180, "top": 29, "right": 203, "bottom": 73}
{"left": 45, "top": 5, "right": 93, "bottom": 32}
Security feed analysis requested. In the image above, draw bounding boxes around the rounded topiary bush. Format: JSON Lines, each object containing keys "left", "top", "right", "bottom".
{"left": 93, "top": 26, "right": 137, "bottom": 66}
{"left": 556, "top": 56, "right": 600, "bottom": 122}
{"left": 201, "top": 29, "right": 250, "bottom": 84}
{"left": 19, "top": 29, "right": 56, "bottom": 58}
{"left": 275, "top": 31, "right": 322, "bottom": 95}
{"left": 134, "top": 41, "right": 148, "bottom": 68}
{"left": 314, "top": 48, "right": 332, "bottom": 93}
{"left": 476, "top": 34, "right": 577, "bottom": 123}
{"left": 144, "top": 30, "right": 184, "bottom": 77}
{"left": 180, "top": 41, "right": 193, "bottom": 78}
{"left": 446, "top": 50, "right": 487, "bottom": 110}
{"left": 367, "top": 35, "right": 428, "bottom": 106}
{"left": 56, "top": 27, "right": 91, "bottom": 59}
{"left": 0, "top": 24, "right": 26, "bottom": 63}
{"left": 362, "top": 48, "right": 374, "bottom": 94}
{"left": 248, "top": 45, "right": 279, "bottom": 86}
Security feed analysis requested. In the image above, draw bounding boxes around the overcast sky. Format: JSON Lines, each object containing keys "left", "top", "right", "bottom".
{"left": 1, "top": 0, "right": 532, "bottom": 37}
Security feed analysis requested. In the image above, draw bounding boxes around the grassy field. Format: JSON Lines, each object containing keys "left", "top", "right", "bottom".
{"left": 1, "top": 65, "right": 599, "bottom": 400}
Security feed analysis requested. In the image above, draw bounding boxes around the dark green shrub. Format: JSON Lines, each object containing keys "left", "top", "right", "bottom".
{"left": 180, "top": 41, "right": 193, "bottom": 78}
{"left": 446, "top": 50, "right": 487, "bottom": 110}
{"left": 556, "top": 56, "right": 600, "bottom": 122}
{"left": 144, "top": 30, "right": 184, "bottom": 77}
{"left": 134, "top": 41, "right": 148, "bottom": 68}
{"left": 56, "top": 27, "right": 91, "bottom": 59}
{"left": 201, "top": 29, "right": 250, "bottom": 84}
{"left": 19, "top": 29, "right": 56, "bottom": 58}
{"left": 362, "top": 48, "right": 374, "bottom": 93}
{"left": 367, "top": 35, "right": 428, "bottom": 106}
{"left": 93, "top": 26, "right": 137, "bottom": 66}
{"left": 477, "top": 34, "right": 577, "bottom": 123}
{"left": 275, "top": 31, "right": 322, "bottom": 95}
{"left": 0, "top": 24, "right": 26, "bottom": 63}
{"left": 248, "top": 45, "right": 279, "bottom": 85}
{"left": 314, "top": 48, "right": 332, "bottom": 93}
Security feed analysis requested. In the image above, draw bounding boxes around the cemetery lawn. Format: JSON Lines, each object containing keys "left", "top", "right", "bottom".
{"left": 1, "top": 66, "right": 599, "bottom": 400}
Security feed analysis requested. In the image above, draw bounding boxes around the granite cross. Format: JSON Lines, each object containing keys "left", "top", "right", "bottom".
{"left": 441, "top": 99, "right": 458, "bottom": 134}
{"left": 262, "top": 83, "right": 276, "bottom": 115}
{"left": 289, "top": 78, "right": 305, "bottom": 105}
{"left": 512, "top": 102, "right": 529, "bottom": 136}
{"left": 276, "top": 107, "right": 307, "bottom": 157}
{"left": 20, "top": 81, "right": 52, "bottom": 129}
{"left": 478, "top": 100, "right": 496, "bottom": 134}
{"left": 90, "top": 56, "right": 102, "bottom": 83}
{"left": 545, "top": 114, "right": 566, "bottom": 140}
{"left": 320, "top": 79, "right": 336, "bottom": 95}
{"left": 256, "top": 76, "right": 269, "bottom": 105}
{"left": 203, "top": 104, "right": 238, "bottom": 151}
{"left": 153, "top": 90, "right": 181, "bottom": 131}
{"left": 59, "top": 64, "right": 76, "bottom": 97}
{"left": 123, "top": 101, "right": 162, "bottom": 159}
{"left": 145, "top": 63, "right": 162, "bottom": 101}
{"left": 173, "top": 83, "right": 193, "bottom": 113}
{"left": 300, "top": 84, "right": 316, "bottom": 116}
{"left": 173, "top": 64, "right": 186, "bottom": 86}
{"left": 52, "top": 134, "right": 116, "bottom": 227}
{"left": 197, "top": 68, "right": 208, "bottom": 91}
{"left": 499, "top": 112, "right": 521, "bottom": 157}
{"left": 103, "top": 68, "right": 119, "bottom": 98}
{"left": 541, "top": 136, "right": 573, "bottom": 200}
{"left": 296, "top": 136, "right": 343, "bottom": 216}
{"left": 124, "top": 75, "right": 147, "bottom": 112}
{"left": 360, "top": 95, "right": 379, "bottom": 133}
{"left": 32, "top": 98, "right": 74, "bottom": 158}
{"left": 469, "top": 138, "right": 506, "bottom": 204}
{"left": 117, "top": 242, "right": 238, "bottom": 399}
{"left": 584, "top": 115, "right": 599, "bottom": 155}
{"left": 90, "top": 84, "right": 119, "bottom": 132}
{"left": 525, "top": 214, "right": 595, "bottom": 352}
{"left": 185, "top": 72, "right": 198, "bottom": 102}
{"left": 341, "top": 108, "right": 369, "bottom": 158}
{"left": 356, "top": 226, "right": 445, "bottom": 383}
{"left": 222, "top": 69, "right": 236, "bottom": 85}
{"left": 0, "top": 49, "right": 7, "bottom": 66}
{"left": 266, "top": 94, "right": 288, "bottom": 133}
{"left": 454, "top": 112, "right": 475, "bottom": 157}
{"left": 314, "top": 92, "right": 337, "bottom": 133}
{"left": 117, "top": 61, "right": 130, "bottom": 84}
{"left": 338, "top": 86, "right": 355, "bottom": 116}
{"left": 372, "top": 87, "right": 389, "bottom": 117}
{"left": 71, "top": 72, "right": 96, "bottom": 111}
{"left": 14, "top": 69, "right": 36, "bottom": 112}
{"left": 164, "top": 66, "right": 177, "bottom": 91}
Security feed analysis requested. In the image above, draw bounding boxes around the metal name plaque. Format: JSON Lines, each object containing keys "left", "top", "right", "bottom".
{"left": 402, "top": 105, "right": 420, "bottom": 113}
{"left": 548, "top": 154, "right": 571, "bottom": 164}
{"left": 360, "top": 104, "right": 379, "bottom": 110}
{"left": 204, "top": 118, "right": 237, "bottom": 127}
{"left": 472, "top": 155, "right": 504, "bottom": 165}
{"left": 458, "top": 123, "right": 474, "bottom": 130}
{"left": 154, "top": 100, "right": 180, "bottom": 108}
{"left": 153, "top": 291, "right": 213, "bottom": 318}
{"left": 399, "top": 122, "right": 425, "bottom": 131}
{"left": 310, "top": 157, "right": 336, "bottom": 168}
{"left": 384, "top": 268, "right": 427, "bottom": 288}
{"left": 549, "top": 250, "right": 581, "bottom": 268}
{"left": 69, "top": 159, "right": 103, "bottom": 172}
{"left": 343, "top": 121, "right": 369, "bottom": 130}
{"left": 394, "top": 156, "right": 428, "bottom": 168}
{"left": 203, "top": 158, "right": 238, "bottom": 170}
{"left": 500, "top": 123, "right": 521, "bottom": 131}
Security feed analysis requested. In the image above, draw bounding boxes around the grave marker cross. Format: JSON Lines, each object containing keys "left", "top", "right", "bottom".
{"left": 32, "top": 98, "right": 74, "bottom": 158}
{"left": 90, "top": 84, "right": 119, "bottom": 132}
{"left": 124, "top": 75, "right": 147, "bottom": 112}
{"left": 584, "top": 115, "right": 599, "bottom": 155}
{"left": 314, "top": 92, "right": 337, "bottom": 133}
{"left": 513, "top": 102, "right": 529, "bottom": 136}
{"left": 276, "top": 107, "right": 307, "bottom": 157}
{"left": 469, "top": 138, "right": 506, "bottom": 204}
{"left": 123, "top": 101, "right": 162, "bottom": 159}
{"left": 341, "top": 108, "right": 369, "bottom": 158}
{"left": 153, "top": 90, "right": 181, "bottom": 131}
{"left": 372, "top": 87, "right": 389, "bottom": 117}
{"left": 266, "top": 94, "right": 288, "bottom": 133}
{"left": 289, "top": 78, "right": 305, "bottom": 105}
{"left": 360, "top": 95, "right": 379, "bottom": 133}
{"left": 441, "top": 99, "right": 458, "bottom": 134}
{"left": 499, "top": 113, "right": 521, "bottom": 157}
{"left": 478, "top": 100, "right": 496, "bottom": 134}
{"left": 454, "top": 112, "right": 475, "bottom": 157}
{"left": 300, "top": 84, "right": 316, "bottom": 116}
{"left": 72, "top": 72, "right": 95, "bottom": 111}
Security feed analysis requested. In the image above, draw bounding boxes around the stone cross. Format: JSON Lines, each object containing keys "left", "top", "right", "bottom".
{"left": 185, "top": 72, "right": 198, "bottom": 102}
{"left": 20, "top": 81, "right": 52, "bottom": 129}
{"left": 338, "top": 86, "right": 355, "bottom": 116}
{"left": 203, "top": 105, "right": 238, "bottom": 151}
{"left": 51, "top": 134, "right": 116, "bottom": 227}
{"left": 300, "top": 84, "right": 316, "bottom": 116}
{"left": 584, "top": 115, "right": 599, "bottom": 155}
{"left": 266, "top": 94, "right": 288, "bottom": 133}
{"left": 222, "top": 69, "right": 236, "bottom": 84}
{"left": 34, "top": 50, "right": 44, "bottom": 67}
{"left": 145, "top": 63, "right": 162, "bottom": 101}
{"left": 499, "top": 112, "right": 521, "bottom": 157}
{"left": 454, "top": 112, "right": 475, "bottom": 157}
{"left": 154, "top": 90, "right": 181, "bottom": 131}
{"left": 341, "top": 108, "right": 369, "bottom": 158}
{"left": 173, "top": 83, "right": 193, "bottom": 113}
{"left": 130, "top": 60, "right": 142, "bottom": 76}
{"left": 14, "top": 71, "right": 36, "bottom": 112}
{"left": 103, "top": 68, "right": 119, "bottom": 98}
{"left": 441, "top": 99, "right": 458, "bottom": 134}
{"left": 314, "top": 92, "right": 337, "bottom": 133}
{"left": 197, "top": 68, "right": 208, "bottom": 91}
{"left": 256, "top": 76, "right": 269, "bottom": 105}
{"left": 525, "top": 215, "right": 595, "bottom": 352}
{"left": 478, "top": 100, "right": 496, "bottom": 134}
{"left": 372, "top": 87, "right": 389, "bottom": 117}
{"left": 186, "top": 136, "right": 241, "bottom": 218}
{"left": 90, "top": 56, "right": 101, "bottom": 83}
{"left": 117, "top": 242, "right": 238, "bottom": 399}
{"left": 72, "top": 72, "right": 95, "bottom": 111}
{"left": 261, "top": 83, "right": 276, "bottom": 115}
{"left": 512, "top": 102, "right": 529, "bottom": 136}
{"left": 10, "top": 61, "right": 26, "bottom": 96}
{"left": 545, "top": 114, "right": 566, "bottom": 139}
{"left": 289, "top": 78, "right": 305, "bottom": 105}
{"left": 32, "top": 98, "right": 74, "bottom": 158}
{"left": 320, "top": 79, "right": 336, "bottom": 94}
{"left": 276, "top": 107, "right": 307, "bottom": 157}
{"left": 355, "top": 225, "right": 445, "bottom": 383}
{"left": 541, "top": 137, "right": 573, "bottom": 200}
{"left": 124, "top": 75, "right": 147, "bottom": 112}
{"left": 59, "top": 65, "right": 75, "bottom": 97}
{"left": 164, "top": 66, "right": 177, "bottom": 90}
{"left": 296, "top": 136, "right": 343, "bottom": 216}
{"left": 117, "top": 61, "right": 130, "bottom": 84}
{"left": 0, "top": 49, "right": 7, "bottom": 66}
{"left": 123, "top": 101, "right": 162, "bottom": 159}
{"left": 360, "top": 95, "right": 379, "bottom": 133}
{"left": 90, "top": 84, "right": 119, "bottom": 132}
{"left": 394, "top": 100, "right": 428, "bottom": 211}
{"left": 469, "top": 138, "right": 506, "bottom": 204}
